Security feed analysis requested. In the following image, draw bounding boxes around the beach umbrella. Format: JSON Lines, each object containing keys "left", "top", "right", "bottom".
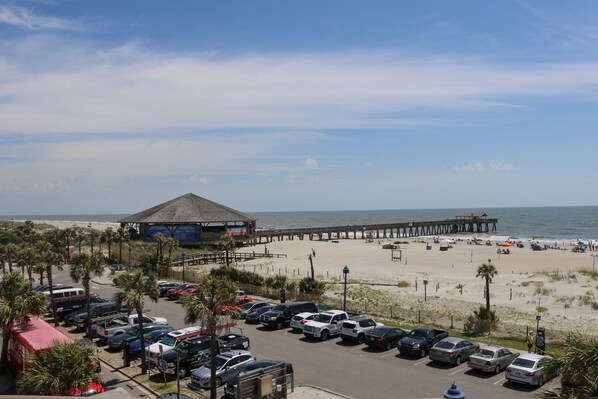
{"left": 499, "top": 241, "right": 513, "bottom": 247}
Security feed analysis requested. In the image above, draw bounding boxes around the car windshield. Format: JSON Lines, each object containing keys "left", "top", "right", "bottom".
{"left": 435, "top": 341, "right": 455, "bottom": 349}
{"left": 160, "top": 335, "right": 177, "bottom": 346}
{"left": 512, "top": 358, "right": 536, "bottom": 368}
{"left": 409, "top": 330, "right": 427, "bottom": 338}
{"left": 241, "top": 303, "right": 255, "bottom": 310}
{"left": 272, "top": 304, "right": 287, "bottom": 312}
{"left": 475, "top": 349, "right": 496, "bottom": 358}
{"left": 215, "top": 355, "right": 230, "bottom": 369}
{"left": 314, "top": 314, "right": 333, "bottom": 323}
{"left": 255, "top": 307, "right": 270, "bottom": 314}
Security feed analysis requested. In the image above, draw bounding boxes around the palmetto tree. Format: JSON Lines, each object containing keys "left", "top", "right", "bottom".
{"left": 113, "top": 268, "right": 159, "bottom": 375}
{"left": 16, "top": 340, "right": 102, "bottom": 396}
{"left": 219, "top": 233, "right": 235, "bottom": 266}
{"left": 88, "top": 230, "right": 100, "bottom": 256}
{"left": 100, "top": 228, "right": 116, "bottom": 262}
{"left": 164, "top": 237, "right": 179, "bottom": 277}
{"left": 4, "top": 243, "right": 19, "bottom": 273}
{"left": 17, "top": 246, "right": 37, "bottom": 284}
{"left": 115, "top": 227, "right": 129, "bottom": 266}
{"left": 0, "top": 271, "right": 47, "bottom": 372}
{"left": 73, "top": 228, "right": 86, "bottom": 255}
{"left": 180, "top": 275, "right": 236, "bottom": 399}
{"left": 42, "top": 250, "right": 65, "bottom": 326}
{"left": 476, "top": 259, "right": 497, "bottom": 312}
{"left": 536, "top": 334, "right": 598, "bottom": 398}
{"left": 152, "top": 232, "right": 165, "bottom": 260}
{"left": 70, "top": 253, "right": 104, "bottom": 339}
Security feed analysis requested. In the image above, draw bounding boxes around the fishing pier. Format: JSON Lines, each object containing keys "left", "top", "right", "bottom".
{"left": 250, "top": 214, "right": 497, "bottom": 244}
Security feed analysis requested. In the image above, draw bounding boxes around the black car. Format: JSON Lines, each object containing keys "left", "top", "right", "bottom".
{"left": 259, "top": 301, "right": 318, "bottom": 330}
{"left": 63, "top": 299, "right": 110, "bottom": 326}
{"left": 158, "top": 282, "right": 180, "bottom": 297}
{"left": 49, "top": 294, "right": 107, "bottom": 319}
{"left": 218, "top": 333, "right": 250, "bottom": 351}
{"left": 245, "top": 306, "right": 272, "bottom": 324}
{"left": 158, "top": 336, "right": 212, "bottom": 377}
{"left": 71, "top": 302, "right": 127, "bottom": 330}
{"left": 224, "top": 360, "right": 293, "bottom": 397}
{"left": 364, "top": 327, "right": 409, "bottom": 350}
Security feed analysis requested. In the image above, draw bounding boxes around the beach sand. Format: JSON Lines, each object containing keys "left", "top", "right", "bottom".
{"left": 24, "top": 219, "right": 598, "bottom": 335}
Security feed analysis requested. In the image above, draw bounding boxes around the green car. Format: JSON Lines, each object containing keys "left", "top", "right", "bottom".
{"left": 108, "top": 323, "right": 173, "bottom": 351}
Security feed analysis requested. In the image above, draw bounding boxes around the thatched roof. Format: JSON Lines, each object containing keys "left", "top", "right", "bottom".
{"left": 118, "top": 193, "right": 256, "bottom": 224}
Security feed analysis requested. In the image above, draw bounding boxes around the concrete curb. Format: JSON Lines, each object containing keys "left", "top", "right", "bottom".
{"left": 296, "top": 384, "right": 356, "bottom": 399}
{"left": 98, "top": 357, "right": 161, "bottom": 398}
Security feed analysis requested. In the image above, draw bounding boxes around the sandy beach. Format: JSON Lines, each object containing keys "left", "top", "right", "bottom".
{"left": 23, "top": 219, "right": 598, "bottom": 336}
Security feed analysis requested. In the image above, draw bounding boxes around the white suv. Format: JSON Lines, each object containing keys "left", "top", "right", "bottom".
{"left": 340, "top": 316, "right": 383, "bottom": 344}
{"left": 303, "top": 310, "right": 349, "bottom": 341}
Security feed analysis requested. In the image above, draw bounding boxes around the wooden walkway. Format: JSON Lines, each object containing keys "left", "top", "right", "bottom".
{"left": 250, "top": 217, "right": 497, "bottom": 244}
{"left": 171, "top": 251, "right": 287, "bottom": 267}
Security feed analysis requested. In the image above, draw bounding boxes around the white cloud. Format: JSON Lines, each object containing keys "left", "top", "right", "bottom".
{"left": 0, "top": 6, "right": 83, "bottom": 31}
{"left": 304, "top": 158, "right": 318, "bottom": 168}
{"left": 187, "top": 175, "right": 209, "bottom": 184}
{"left": 489, "top": 162, "right": 514, "bottom": 171}
{"left": 453, "top": 162, "right": 485, "bottom": 172}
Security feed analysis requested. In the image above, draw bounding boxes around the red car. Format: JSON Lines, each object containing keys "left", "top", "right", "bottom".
{"left": 218, "top": 296, "right": 253, "bottom": 314}
{"left": 166, "top": 283, "right": 197, "bottom": 300}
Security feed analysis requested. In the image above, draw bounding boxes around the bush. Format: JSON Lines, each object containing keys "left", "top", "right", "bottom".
{"left": 397, "top": 280, "right": 410, "bottom": 288}
{"left": 463, "top": 306, "right": 499, "bottom": 336}
{"left": 298, "top": 277, "right": 327, "bottom": 296}
{"left": 210, "top": 266, "right": 265, "bottom": 285}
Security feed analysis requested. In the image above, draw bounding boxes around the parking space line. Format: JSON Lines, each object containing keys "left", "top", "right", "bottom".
{"left": 413, "top": 359, "right": 428, "bottom": 366}
{"left": 380, "top": 352, "right": 397, "bottom": 358}
{"left": 450, "top": 366, "right": 468, "bottom": 375}
{"left": 493, "top": 377, "right": 506, "bottom": 385}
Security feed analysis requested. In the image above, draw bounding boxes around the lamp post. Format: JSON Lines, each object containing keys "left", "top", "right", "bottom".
{"left": 182, "top": 252, "right": 186, "bottom": 283}
{"left": 342, "top": 266, "right": 350, "bottom": 311}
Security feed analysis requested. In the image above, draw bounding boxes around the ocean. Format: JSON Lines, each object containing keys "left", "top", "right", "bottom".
{"left": 2, "top": 206, "right": 598, "bottom": 242}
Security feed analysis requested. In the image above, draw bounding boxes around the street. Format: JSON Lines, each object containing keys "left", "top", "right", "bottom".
{"left": 53, "top": 268, "right": 549, "bottom": 399}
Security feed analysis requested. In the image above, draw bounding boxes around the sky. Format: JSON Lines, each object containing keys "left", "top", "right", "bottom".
{"left": 1, "top": 0, "right": 598, "bottom": 215}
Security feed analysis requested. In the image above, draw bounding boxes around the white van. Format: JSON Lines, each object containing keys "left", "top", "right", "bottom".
{"left": 44, "top": 287, "right": 85, "bottom": 300}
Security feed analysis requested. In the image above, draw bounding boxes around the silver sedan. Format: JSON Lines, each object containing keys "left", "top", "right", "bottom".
{"left": 428, "top": 337, "right": 479, "bottom": 365}
{"left": 467, "top": 345, "right": 519, "bottom": 373}
{"left": 505, "top": 353, "right": 552, "bottom": 386}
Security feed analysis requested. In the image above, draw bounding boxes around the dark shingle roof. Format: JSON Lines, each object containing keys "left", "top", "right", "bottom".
{"left": 118, "top": 193, "right": 256, "bottom": 224}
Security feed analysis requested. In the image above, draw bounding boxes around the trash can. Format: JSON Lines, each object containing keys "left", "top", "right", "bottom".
{"left": 426, "top": 244, "right": 432, "bottom": 250}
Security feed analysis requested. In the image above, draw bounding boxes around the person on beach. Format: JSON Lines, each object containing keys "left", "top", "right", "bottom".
{"left": 527, "top": 331, "right": 534, "bottom": 353}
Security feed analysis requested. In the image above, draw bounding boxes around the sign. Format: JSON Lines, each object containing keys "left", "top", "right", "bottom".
{"left": 535, "top": 315, "right": 541, "bottom": 321}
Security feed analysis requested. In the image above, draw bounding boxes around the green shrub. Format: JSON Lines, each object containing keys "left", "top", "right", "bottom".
{"left": 298, "top": 277, "right": 326, "bottom": 295}
{"left": 397, "top": 280, "right": 410, "bottom": 288}
{"left": 463, "top": 306, "right": 499, "bottom": 336}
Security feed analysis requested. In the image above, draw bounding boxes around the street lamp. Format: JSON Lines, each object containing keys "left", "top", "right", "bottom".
{"left": 343, "top": 266, "right": 350, "bottom": 311}
{"left": 182, "top": 252, "right": 186, "bottom": 283}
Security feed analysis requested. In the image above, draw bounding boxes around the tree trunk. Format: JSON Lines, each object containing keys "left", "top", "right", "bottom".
{"left": 210, "top": 330, "right": 218, "bottom": 399}
{"left": 48, "top": 266, "right": 59, "bottom": 326}
{"left": 309, "top": 255, "right": 315, "bottom": 281}
{"left": 137, "top": 305, "right": 148, "bottom": 374}
{"left": 485, "top": 277, "right": 490, "bottom": 312}
{"left": 0, "top": 327, "right": 11, "bottom": 373}
{"left": 108, "top": 242, "right": 112, "bottom": 261}
{"left": 85, "top": 277, "right": 92, "bottom": 339}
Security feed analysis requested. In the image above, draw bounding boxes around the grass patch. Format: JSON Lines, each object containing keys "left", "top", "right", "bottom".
{"left": 397, "top": 280, "right": 410, "bottom": 288}
{"left": 536, "top": 306, "right": 548, "bottom": 313}
{"left": 578, "top": 268, "right": 598, "bottom": 279}
{"left": 520, "top": 281, "right": 533, "bottom": 287}
{"left": 535, "top": 287, "right": 555, "bottom": 296}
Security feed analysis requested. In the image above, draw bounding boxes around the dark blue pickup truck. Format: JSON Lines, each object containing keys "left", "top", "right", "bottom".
{"left": 398, "top": 328, "right": 448, "bottom": 358}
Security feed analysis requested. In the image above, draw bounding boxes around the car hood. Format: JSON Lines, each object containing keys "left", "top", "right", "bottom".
{"left": 304, "top": 321, "right": 328, "bottom": 328}
{"left": 400, "top": 336, "right": 425, "bottom": 345}
{"left": 260, "top": 311, "right": 281, "bottom": 318}
{"left": 191, "top": 365, "right": 214, "bottom": 379}
{"left": 109, "top": 333, "right": 135, "bottom": 344}
{"left": 161, "top": 350, "right": 190, "bottom": 363}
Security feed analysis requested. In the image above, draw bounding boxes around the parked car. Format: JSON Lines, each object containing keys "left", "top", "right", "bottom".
{"left": 51, "top": 294, "right": 107, "bottom": 320}
{"left": 467, "top": 345, "right": 520, "bottom": 374}
{"left": 260, "top": 301, "right": 318, "bottom": 330}
{"left": 128, "top": 329, "right": 173, "bottom": 358}
{"left": 218, "top": 296, "right": 254, "bottom": 314}
{"left": 340, "top": 316, "right": 383, "bottom": 344}
{"left": 97, "top": 314, "right": 169, "bottom": 342}
{"left": 303, "top": 310, "right": 349, "bottom": 341}
{"left": 159, "top": 282, "right": 180, "bottom": 297}
{"left": 237, "top": 301, "right": 270, "bottom": 319}
{"left": 158, "top": 336, "right": 213, "bottom": 377}
{"left": 245, "top": 306, "right": 272, "bottom": 324}
{"left": 167, "top": 284, "right": 197, "bottom": 300}
{"left": 364, "top": 326, "right": 409, "bottom": 350}
{"left": 107, "top": 323, "right": 174, "bottom": 351}
{"left": 428, "top": 337, "right": 479, "bottom": 365}
{"left": 289, "top": 312, "right": 317, "bottom": 332}
{"left": 68, "top": 302, "right": 127, "bottom": 329}
{"left": 398, "top": 328, "right": 449, "bottom": 358}
{"left": 218, "top": 333, "right": 251, "bottom": 351}
{"left": 224, "top": 360, "right": 293, "bottom": 397}
{"left": 189, "top": 350, "right": 255, "bottom": 389}
{"left": 505, "top": 353, "right": 553, "bottom": 386}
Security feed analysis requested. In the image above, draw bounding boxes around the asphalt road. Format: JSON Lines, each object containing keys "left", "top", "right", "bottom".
{"left": 53, "top": 268, "right": 552, "bottom": 399}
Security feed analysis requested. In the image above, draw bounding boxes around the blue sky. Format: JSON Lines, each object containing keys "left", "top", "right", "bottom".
{"left": 1, "top": 1, "right": 598, "bottom": 215}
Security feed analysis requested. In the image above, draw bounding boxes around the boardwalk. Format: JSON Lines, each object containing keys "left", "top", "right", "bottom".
{"left": 172, "top": 251, "right": 286, "bottom": 267}
{"left": 250, "top": 216, "right": 497, "bottom": 244}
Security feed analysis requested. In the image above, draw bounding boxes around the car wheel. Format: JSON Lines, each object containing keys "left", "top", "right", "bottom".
{"left": 358, "top": 334, "right": 365, "bottom": 344}
{"left": 320, "top": 330, "right": 329, "bottom": 341}
{"left": 455, "top": 356, "right": 462, "bottom": 366}
{"left": 537, "top": 376, "right": 544, "bottom": 387}
{"left": 420, "top": 349, "right": 427, "bottom": 358}
{"left": 276, "top": 321, "right": 283, "bottom": 330}
{"left": 215, "top": 377, "right": 222, "bottom": 387}
{"left": 495, "top": 365, "right": 501, "bottom": 374}
{"left": 178, "top": 367, "right": 188, "bottom": 378}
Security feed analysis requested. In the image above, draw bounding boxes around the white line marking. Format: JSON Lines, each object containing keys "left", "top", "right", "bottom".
{"left": 494, "top": 377, "right": 506, "bottom": 385}
{"left": 413, "top": 359, "right": 428, "bottom": 366}
{"left": 380, "top": 351, "right": 397, "bottom": 358}
{"left": 451, "top": 366, "right": 468, "bottom": 375}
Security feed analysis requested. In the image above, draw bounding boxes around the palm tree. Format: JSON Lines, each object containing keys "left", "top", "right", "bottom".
{"left": 88, "top": 230, "right": 100, "bottom": 256}
{"left": 152, "top": 232, "right": 165, "bottom": 260}
{"left": 42, "top": 250, "right": 65, "bottom": 326}
{"left": 62, "top": 228, "right": 75, "bottom": 263}
{"left": 115, "top": 227, "right": 129, "bottom": 266}
{"left": 163, "top": 237, "right": 179, "bottom": 277}
{"left": 16, "top": 340, "right": 102, "bottom": 396}
{"left": 17, "top": 246, "right": 37, "bottom": 284}
{"left": 536, "top": 334, "right": 598, "bottom": 398}
{"left": 476, "top": 259, "right": 497, "bottom": 312}
{"left": 72, "top": 228, "right": 86, "bottom": 255}
{"left": 4, "top": 243, "right": 18, "bottom": 273}
{"left": 0, "top": 244, "right": 6, "bottom": 274}
{"left": 70, "top": 253, "right": 104, "bottom": 338}
{"left": 100, "top": 228, "right": 116, "bottom": 262}
{"left": 0, "top": 271, "right": 47, "bottom": 372}
{"left": 113, "top": 268, "right": 159, "bottom": 375}
{"left": 219, "top": 233, "right": 235, "bottom": 266}
{"left": 180, "top": 275, "right": 236, "bottom": 399}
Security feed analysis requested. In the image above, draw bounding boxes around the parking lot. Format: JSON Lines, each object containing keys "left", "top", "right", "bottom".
{"left": 57, "top": 269, "right": 556, "bottom": 399}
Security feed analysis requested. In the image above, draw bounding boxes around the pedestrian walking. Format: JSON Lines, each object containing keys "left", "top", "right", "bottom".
{"left": 527, "top": 330, "right": 534, "bottom": 353}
